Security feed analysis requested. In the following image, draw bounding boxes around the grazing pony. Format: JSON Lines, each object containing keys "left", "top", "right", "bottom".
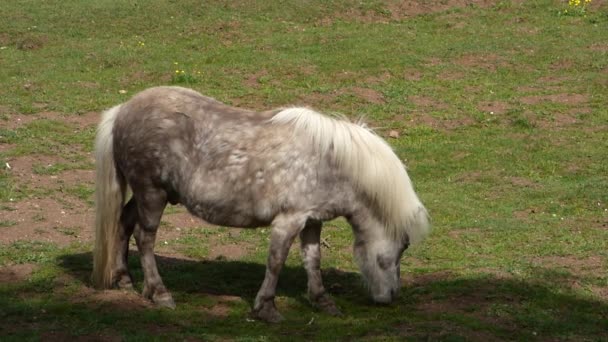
{"left": 91, "top": 86, "right": 429, "bottom": 322}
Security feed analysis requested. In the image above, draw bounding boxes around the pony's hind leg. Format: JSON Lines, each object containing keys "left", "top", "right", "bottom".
{"left": 132, "top": 188, "right": 175, "bottom": 309}
{"left": 112, "top": 198, "right": 138, "bottom": 289}
{"left": 299, "top": 220, "right": 342, "bottom": 316}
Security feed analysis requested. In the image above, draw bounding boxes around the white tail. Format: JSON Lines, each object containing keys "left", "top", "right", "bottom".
{"left": 270, "top": 108, "right": 430, "bottom": 244}
{"left": 91, "top": 105, "right": 125, "bottom": 289}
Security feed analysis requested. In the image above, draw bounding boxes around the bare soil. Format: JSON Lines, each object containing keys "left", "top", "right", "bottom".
{"left": 2, "top": 111, "right": 100, "bottom": 130}
{"left": 519, "top": 93, "right": 588, "bottom": 106}
{"left": 0, "top": 263, "right": 36, "bottom": 283}
{"left": 350, "top": 87, "right": 386, "bottom": 104}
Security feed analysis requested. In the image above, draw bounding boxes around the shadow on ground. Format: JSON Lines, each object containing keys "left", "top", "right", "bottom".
{"left": 0, "top": 252, "right": 606, "bottom": 341}
{"left": 57, "top": 251, "right": 366, "bottom": 307}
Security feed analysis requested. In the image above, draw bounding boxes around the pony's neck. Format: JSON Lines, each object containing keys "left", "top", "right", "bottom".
{"left": 346, "top": 203, "right": 382, "bottom": 239}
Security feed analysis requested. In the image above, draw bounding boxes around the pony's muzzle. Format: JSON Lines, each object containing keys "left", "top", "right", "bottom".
{"left": 372, "top": 287, "right": 400, "bottom": 304}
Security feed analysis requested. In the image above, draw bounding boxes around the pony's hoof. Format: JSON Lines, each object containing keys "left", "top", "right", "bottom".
{"left": 115, "top": 279, "right": 134, "bottom": 291}
{"left": 153, "top": 293, "right": 176, "bottom": 309}
{"left": 252, "top": 303, "right": 284, "bottom": 323}
{"left": 314, "top": 295, "right": 342, "bottom": 316}
{"left": 321, "top": 304, "right": 343, "bottom": 316}
{"left": 112, "top": 272, "right": 134, "bottom": 290}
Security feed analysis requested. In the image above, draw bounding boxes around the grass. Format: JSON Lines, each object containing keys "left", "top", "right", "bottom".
{"left": 1, "top": 0, "right": 607, "bottom": 340}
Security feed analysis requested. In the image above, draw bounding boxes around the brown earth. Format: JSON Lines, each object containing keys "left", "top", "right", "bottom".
{"left": 0, "top": 263, "right": 36, "bottom": 283}
{"left": 322, "top": 0, "right": 502, "bottom": 24}
{"left": 1, "top": 110, "right": 100, "bottom": 130}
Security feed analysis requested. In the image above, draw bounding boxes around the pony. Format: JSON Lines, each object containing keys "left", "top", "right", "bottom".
{"left": 91, "top": 86, "right": 430, "bottom": 322}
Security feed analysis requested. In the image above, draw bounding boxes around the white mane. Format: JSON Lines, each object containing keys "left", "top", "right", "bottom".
{"left": 270, "top": 108, "right": 430, "bottom": 244}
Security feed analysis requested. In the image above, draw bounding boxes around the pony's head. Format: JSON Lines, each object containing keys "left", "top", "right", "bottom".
{"left": 350, "top": 208, "right": 427, "bottom": 303}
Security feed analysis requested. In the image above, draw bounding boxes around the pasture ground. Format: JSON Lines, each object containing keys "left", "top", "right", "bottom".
{"left": 1, "top": 0, "right": 607, "bottom": 340}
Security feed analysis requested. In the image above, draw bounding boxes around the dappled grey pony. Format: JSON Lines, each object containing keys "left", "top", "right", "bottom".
{"left": 92, "top": 86, "right": 430, "bottom": 322}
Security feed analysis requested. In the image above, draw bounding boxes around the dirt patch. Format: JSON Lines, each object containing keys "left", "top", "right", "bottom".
{"left": 454, "top": 171, "right": 483, "bottom": 183}
{"left": 512, "top": 207, "right": 542, "bottom": 221}
{"left": 550, "top": 59, "right": 575, "bottom": 71}
{"left": 198, "top": 295, "right": 242, "bottom": 318}
{"left": 41, "top": 111, "right": 100, "bottom": 128}
{"left": 44, "top": 332, "right": 122, "bottom": 342}
{"left": 403, "top": 69, "right": 424, "bottom": 81}
{"left": 437, "top": 70, "right": 465, "bottom": 81}
{"left": 424, "top": 57, "right": 443, "bottom": 67}
{"left": 517, "top": 84, "right": 564, "bottom": 94}
{"left": 531, "top": 255, "right": 604, "bottom": 277}
{"left": 1, "top": 151, "right": 98, "bottom": 246}
{"left": 86, "top": 289, "right": 153, "bottom": 310}
{"left": 454, "top": 53, "right": 505, "bottom": 72}
{"left": 403, "top": 113, "right": 475, "bottom": 130}
{"left": 0, "top": 263, "right": 36, "bottom": 283}
{"left": 298, "top": 86, "right": 386, "bottom": 108}
{"left": 202, "top": 302, "right": 232, "bottom": 317}
{"left": 161, "top": 210, "right": 203, "bottom": 230}
{"left": 2, "top": 111, "right": 100, "bottom": 130}
{"left": 0, "top": 143, "right": 16, "bottom": 153}
{"left": 16, "top": 34, "right": 48, "bottom": 51}
{"left": 208, "top": 243, "right": 250, "bottom": 261}
{"left": 350, "top": 87, "right": 385, "bottom": 104}
{"left": 381, "top": 0, "right": 497, "bottom": 19}
{"left": 519, "top": 93, "right": 588, "bottom": 106}
{"left": 5, "top": 154, "right": 95, "bottom": 206}
{"left": 365, "top": 72, "right": 392, "bottom": 85}
{"left": 451, "top": 151, "right": 471, "bottom": 160}
{"left": 1, "top": 113, "right": 39, "bottom": 130}
{"left": 6, "top": 154, "right": 95, "bottom": 187}
{"left": 0, "top": 197, "right": 93, "bottom": 246}
{"left": 589, "top": 43, "right": 608, "bottom": 52}
{"left": 298, "top": 90, "right": 341, "bottom": 108}
{"left": 508, "top": 176, "right": 539, "bottom": 188}
{"left": 318, "top": 0, "right": 500, "bottom": 24}
{"left": 244, "top": 69, "right": 269, "bottom": 89}
{"left": 525, "top": 112, "right": 581, "bottom": 129}
{"left": 477, "top": 101, "right": 510, "bottom": 115}
{"left": 408, "top": 95, "right": 449, "bottom": 109}
{"left": 537, "top": 75, "right": 571, "bottom": 84}
{"left": 589, "top": 286, "right": 608, "bottom": 300}
{"left": 403, "top": 270, "right": 456, "bottom": 287}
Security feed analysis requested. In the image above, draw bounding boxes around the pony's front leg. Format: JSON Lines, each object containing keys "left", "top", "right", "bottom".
{"left": 253, "top": 214, "right": 306, "bottom": 322}
{"left": 300, "top": 220, "right": 342, "bottom": 316}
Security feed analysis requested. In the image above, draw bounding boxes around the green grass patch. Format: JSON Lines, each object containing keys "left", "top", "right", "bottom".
{"left": 1, "top": 0, "right": 607, "bottom": 340}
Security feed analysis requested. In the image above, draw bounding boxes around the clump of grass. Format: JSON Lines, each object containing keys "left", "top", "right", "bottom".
{"left": 32, "top": 163, "right": 68, "bottom": 175}
{"left": 0, "top": 241, "right": 58, "bottom": 265}
{"left": 171, "top": 62, "right": 201, "bottom": 85}
{"left": 0, "top": 220, "right": 17, "bottom": 227}
{"left": 65, "top": 184, "right": 94, "bottom": 204}
{"left": 511, "top": 116, "right": 536, "bottom": 129}
{"left": 560, "top": 0, "right": 592, "bottom": 16}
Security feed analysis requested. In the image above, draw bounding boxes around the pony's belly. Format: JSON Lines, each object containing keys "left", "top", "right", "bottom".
{"left": 183, "top": 199, "right": 271, "bottom": 229}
